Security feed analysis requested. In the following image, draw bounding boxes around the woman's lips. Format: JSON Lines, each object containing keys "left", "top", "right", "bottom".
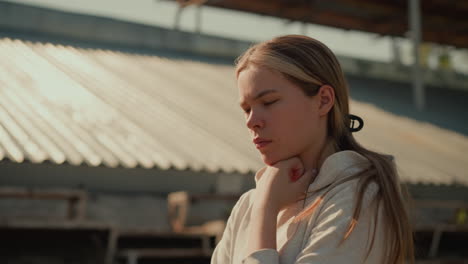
{"left": 255, "top": 141, "right": 272, "bottom": 149}
{"left": 253, "top": 139, "right": 272, "bottom": 149}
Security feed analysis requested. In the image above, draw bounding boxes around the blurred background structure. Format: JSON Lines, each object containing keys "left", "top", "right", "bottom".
{"left": 0, "top": 0, "right": 467, "bottom": 263}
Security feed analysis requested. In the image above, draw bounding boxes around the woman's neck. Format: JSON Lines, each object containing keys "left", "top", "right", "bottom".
{"left": 300, "top": 138, "right": 337, "bottom": 172}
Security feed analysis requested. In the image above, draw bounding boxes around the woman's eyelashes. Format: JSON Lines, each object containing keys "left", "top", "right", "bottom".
{"left": 242, "top": 100, "right": 279, "bottom": 115}
{"left": 263, "top": 99, "right": 278, "bottom": 106}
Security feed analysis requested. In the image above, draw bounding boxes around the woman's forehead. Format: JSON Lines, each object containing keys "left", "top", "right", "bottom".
{"left": 238, "top": 66, "right": 287, "bottom": 92}
{"left": 238, "top": 70, "right": 285, "bottom": 103}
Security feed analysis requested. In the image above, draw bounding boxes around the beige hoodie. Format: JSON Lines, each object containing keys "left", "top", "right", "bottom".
{"left": 211, "top": 150, "right": 386, "bottom": 264}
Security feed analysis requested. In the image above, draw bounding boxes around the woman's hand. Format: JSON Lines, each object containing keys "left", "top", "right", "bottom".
{"left": 254, "top": 157, "right": 315, "bottom": 212}
{"left": 245, "top": 157, "right": 315, "bottom": 256}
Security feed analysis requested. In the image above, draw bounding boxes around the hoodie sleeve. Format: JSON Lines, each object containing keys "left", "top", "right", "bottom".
{"left": 211, "top": 190, "right": 254, "bottom": 264}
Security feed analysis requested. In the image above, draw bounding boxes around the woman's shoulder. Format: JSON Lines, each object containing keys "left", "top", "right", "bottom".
{"left": 326, "top": 177, "right": 380, "bottom": 206}
{"left": 308, "top": 150, "right": 377, "bottom": 198}
{"left": 303, "top": 158, "right": 381, "bottom": 224}
{"left": 237, "top": 189, "right": 256, "bottom": 206}
{"left": 229, "top": 189, "right": 256, "bottom": 218}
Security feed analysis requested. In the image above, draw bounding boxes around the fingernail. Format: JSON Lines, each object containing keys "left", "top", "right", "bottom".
{"left": 290, "top": 168, "right": 301, "bottom": 182}
{"left": 293, "top": 174, "right": 301, "bottom": 182}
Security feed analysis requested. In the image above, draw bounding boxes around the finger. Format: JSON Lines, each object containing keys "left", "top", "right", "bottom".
{"left": 290, "top": 168, "right": 302, "bottom": 182}
{"left": 291, "top": 165, "right": 304, "bottom": 176}
{"left": 288, "top": 160, "right": 304, "bottom": 180}
{"left": 290, "top": 167, "right": 311, "bottom": 182}
{"left": 255, "top": 166, "right": 267, "bottom": 181}
{"left": 289, "top": 165, "right": 307, "bottom": 182}
{"left": 295, "top": 169, "right": 314, "bottom": 184}
{"left": 291, "top": 158, "right": 304, "bottom": 172}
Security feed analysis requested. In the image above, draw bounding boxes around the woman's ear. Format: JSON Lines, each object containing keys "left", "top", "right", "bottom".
{"left": 318, "top": 85, "right": 335, "bottom": 116}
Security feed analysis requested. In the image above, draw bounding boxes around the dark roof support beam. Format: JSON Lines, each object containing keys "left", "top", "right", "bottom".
{"left": 409, "top": 0, "right": 425, "bottom": 111}
{"left": 195, "top": 5, "right": 203, "bottom": 33}
{"left": 174, "top": 5, "right": 183, "bottom": 30}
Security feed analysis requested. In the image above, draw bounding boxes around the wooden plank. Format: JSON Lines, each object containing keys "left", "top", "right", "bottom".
{"left": 0, "top": 187, "right": 88, "bottom": 221}
{"left": 69, "top": 194, "right": 87, "bottom": 221}
{"left": 118, "top": 228, "right": 216, "bottom": 239}
{"left": 414, "top": 200, "right": 468, "bottom": 209}
{"left": 416, "top": 259, "right": 468, "bottom": 264}
{"left": 428, "top": 228, "right": 443, "bottom": 258}
{"left": 191, "top": 193, "right": 240, "bottom": 202}
{"left": 117, "top": 248, "right": 211, "bottom": 258}
{"left": 167, "top": 191, "right": 236, "bottom": 233}
{"left": 0, "top": 219, "right": 110, "bottom": 230}
{"left": 415, "top": 224, "right": 468, "bottom": 232}
{"left": 105, "top": 228, "right": 119, "bottom": 264}
{"left": 0, "top": 187, "right": 86, "bottom": 200}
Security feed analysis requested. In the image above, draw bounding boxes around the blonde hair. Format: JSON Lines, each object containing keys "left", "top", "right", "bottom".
{"left": 235, "top": 35, "right": 414, "bottom": 264}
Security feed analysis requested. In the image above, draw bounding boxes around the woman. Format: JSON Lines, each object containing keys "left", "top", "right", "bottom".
{"left": 211, "top": 35, "right": 414, "bottom": 264}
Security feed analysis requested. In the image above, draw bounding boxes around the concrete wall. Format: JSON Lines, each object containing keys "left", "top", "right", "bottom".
{"left": 0, "top": 161, "right": 254, "bottom": 194}
{"left": 0, "top": 189, "right": 235, "bottom": 230}
{"left": 0, "top": 160, "right": 250, "bottom": 230}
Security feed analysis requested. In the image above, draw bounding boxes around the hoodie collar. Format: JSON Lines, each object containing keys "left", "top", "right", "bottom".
{"left": 254, "top": 150, "right": 371, "bottom": 190}
{"left": 307, "top": 150, "right": 371, "bottom": 192}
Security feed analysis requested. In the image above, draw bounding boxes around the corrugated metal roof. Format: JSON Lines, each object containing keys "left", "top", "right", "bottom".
{"left": 0, "top": 37, "right": 467, "bottom": 186}
{"left": 0, "top": 37, "right": 260, "bottom": 173}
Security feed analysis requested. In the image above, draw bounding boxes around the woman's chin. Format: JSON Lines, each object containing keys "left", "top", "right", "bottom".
{"left": 260, "top": 154, "right": 280, "bottom": 166}
{"left": 260, "top": 151, "right": 300, "bottom": 166}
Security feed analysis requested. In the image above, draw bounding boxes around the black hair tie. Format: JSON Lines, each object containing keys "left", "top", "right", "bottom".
{"left": 349, "top": 114, "right": 364, "bottom": 132}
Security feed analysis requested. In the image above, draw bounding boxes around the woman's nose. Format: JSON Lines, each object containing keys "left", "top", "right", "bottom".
{"left": 246, "top": 110, "right": 264, "bottom": 130}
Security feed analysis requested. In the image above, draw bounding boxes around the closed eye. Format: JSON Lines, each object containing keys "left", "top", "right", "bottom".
{"left": 241, "top": 99, "right": 278, "bottom": 115}
{"left": 264, "top": 100, "right": 278, "bottom": 106}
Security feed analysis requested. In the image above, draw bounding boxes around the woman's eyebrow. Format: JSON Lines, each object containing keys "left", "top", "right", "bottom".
{"left": 239, "top": 89, "right": 278, "bottom": 106}
{"left": 253, "top": 89, "right": 278, "bottom": 100}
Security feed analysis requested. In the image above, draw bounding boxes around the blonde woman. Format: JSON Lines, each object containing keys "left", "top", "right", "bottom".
{"left": 211, "top": 35, "right": 414, "bottom": 264}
